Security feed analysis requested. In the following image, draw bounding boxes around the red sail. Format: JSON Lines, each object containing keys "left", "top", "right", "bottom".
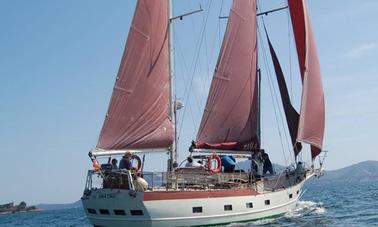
{"left": 195, "top": 0, "right": 259, "bottom": 150}
{"left": 265, "top": 30, "right": 302, "bottom": 156}
{"left": 97, "top": 0, "right": 173, "bottom": 150}
{"left": 289, "top": 0, "right": 325, "bottom": 158}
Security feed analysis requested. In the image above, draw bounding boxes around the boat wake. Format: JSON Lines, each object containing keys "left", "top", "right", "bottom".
{"left": 285, "top": 200, "right": 326, "bottom": 218}
{"left": 225, "top": 218, "right": 277, "bottom": 227}
{"left": 223, "top": 200, "right": 325, "bottom": 226}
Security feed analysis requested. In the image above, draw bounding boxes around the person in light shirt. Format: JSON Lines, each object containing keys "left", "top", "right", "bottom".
{"left": 185, "top": 156, "right": 203, "bottom": 167}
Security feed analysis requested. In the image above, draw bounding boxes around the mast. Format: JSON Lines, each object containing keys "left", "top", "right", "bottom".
{"left": 168, "top": 0, "right": 177, "bottom": 171}
{"left": 257, "top": 68, "right": 261, "bottom": 148}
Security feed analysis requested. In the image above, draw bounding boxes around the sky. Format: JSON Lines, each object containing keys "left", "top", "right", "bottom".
{"left": 0, "top": 0, "right": 377, "bottom": 205}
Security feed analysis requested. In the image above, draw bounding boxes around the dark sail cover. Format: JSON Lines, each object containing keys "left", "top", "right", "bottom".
{"left": 265, "top": 31, "right": 302, "bottom": 156}
{"left": 97, "top": 0, "right": 174, "bottom": 150}
{"left": 195, "top": 0, "right": 259, "bottom": 150}
{"left": 289, "top": 0, "right": 325, "bottom": 158}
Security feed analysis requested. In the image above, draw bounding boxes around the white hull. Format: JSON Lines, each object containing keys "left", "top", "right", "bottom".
{"left": 82, "top": 179, "right": 306, "bottom": 227}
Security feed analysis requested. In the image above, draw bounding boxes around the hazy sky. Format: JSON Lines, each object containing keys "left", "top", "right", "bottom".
{"left": 1, "top": 0, "right": 377, "bottom": 205}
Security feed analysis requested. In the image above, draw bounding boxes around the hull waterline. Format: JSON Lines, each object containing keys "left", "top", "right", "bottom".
{"left": 82, "top": 177, "right": 308, "bottom": 227}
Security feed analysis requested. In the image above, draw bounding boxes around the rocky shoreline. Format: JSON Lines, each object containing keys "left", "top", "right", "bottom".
{"left": 0, "top": 201, "right": 41, "bottom": 214}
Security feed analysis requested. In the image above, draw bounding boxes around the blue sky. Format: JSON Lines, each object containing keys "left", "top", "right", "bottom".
{"left": 0, "top": 0, "right": 377, "bottom": 205}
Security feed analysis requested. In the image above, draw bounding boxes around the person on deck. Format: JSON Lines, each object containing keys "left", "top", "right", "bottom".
{"left": 185, "top": 156, "right": 203, "bottom": 168}
{"left": 221, "top": 155, "right": 236, "bottom": 173}
{"left": 119, "top": 151, "right": 133, "bottom": 170}
{"left": 263, "top": 153, "right": 274, "bottom": 175}
{"left": 111, "top": 158, "right": 118, "bottom": 169}
{"left": 133, "top": 173, "right": 148, "bottom": 192}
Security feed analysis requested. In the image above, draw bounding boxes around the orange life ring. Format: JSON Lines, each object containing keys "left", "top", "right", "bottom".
{"left": 92, "top": 159, "right": 101, "bottom": 172}
{"left": 207, "top": 152, "right": 222, "bottom": 174}
{"left": 131, "top": 154, "right": 142, "bottom": 171}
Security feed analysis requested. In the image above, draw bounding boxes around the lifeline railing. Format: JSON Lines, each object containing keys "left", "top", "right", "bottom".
{"left": 84, "top": 168, "right": 304, "bottom": 193}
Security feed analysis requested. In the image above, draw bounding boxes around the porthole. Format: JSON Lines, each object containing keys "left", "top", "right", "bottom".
{"left": 87, "top": 208, "right": 96, "bottom": 214}
{"left": 114, "top": 209, "right": 126, "bottom": 215}
{"left": 130, "top": 210, "right": 144, "bottom": 216}
{"left": 192, "top": 207, "right": 203, "bottom": 213}
{"left": 246, "top": 202, "right": 253, "bottom": 208}
{"left": 224, "top": 205, "right": 232, "bottom": 211}
{"left": 99, "top": 209, "right": 110, "bottom": 215}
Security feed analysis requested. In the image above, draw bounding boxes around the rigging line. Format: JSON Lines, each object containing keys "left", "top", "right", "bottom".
{"left": 200, "top": 1, "right": 211, "bottom": 112}
{"left": 257, "top": 22, "right": 290, "bottom": 166}
{"left": 187, "top": 100, "right": 198, "bottom": 139}
{"left": 286, "top": 1, "right": 293, "bottom": 100}
{"left": 178, "top": 0, "right": 214, "bottom": 140}
{"left": 184, "top": 1, "right": 212, "bottom": 104}
{"left": 208, "top": 1, "right": 223, "bottom": 82}
{"left": 203, "top": 17, "right": 210, "bottom": 76}
{"left": 173, "top": 29, "right": 203, "bottom": 139}
{"left": 174, "top": 30, "right": 200, "bottom": 110}
{"left": 173, "top": 33, "right": 193, "bottom": 141}
{"left": 179, "top": 1, "right": 210, "bottom": 118}
{"left": 218, "top": 0, "right": 224, "bottom": 49}
{"left": 195, "top": 0, "right": 224, "bottom": 131}
{"left": 190, "top": 0, "right": 213, "bottom": 113}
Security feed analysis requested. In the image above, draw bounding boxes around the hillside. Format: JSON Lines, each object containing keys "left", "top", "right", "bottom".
{"left": 35, "top": 200, "right": 82, "bottom": 210}
{"left": 308, "top": 160, "right": 378, "bottom": 185}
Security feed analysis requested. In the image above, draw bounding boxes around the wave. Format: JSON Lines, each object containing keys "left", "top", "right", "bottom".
{"left": 285, "top": 200, "right": 326, "bottom": 218}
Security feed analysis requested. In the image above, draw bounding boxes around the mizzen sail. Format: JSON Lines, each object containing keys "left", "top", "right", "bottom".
{"left": 97, "top": 0, "right": 174, "bottom": 150}
{"left": 289, "top": 0, "right": 325, "bottom": 158}
{"left": 195, "top": 0, "right": 259, "bottom": 150}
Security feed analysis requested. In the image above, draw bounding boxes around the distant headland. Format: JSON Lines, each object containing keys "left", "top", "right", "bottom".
{"left": 0, "top": 201, "right": 40, "bottom": 214}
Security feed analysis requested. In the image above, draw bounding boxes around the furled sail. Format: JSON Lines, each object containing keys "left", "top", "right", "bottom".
{"left": 289, "top": 0, "right": 325, "bottom": 158}
{"left": 265, "top": 29, "right": 302, "bottom": 156}
{"left": 97, "top": 0, "right": 174, "bottom": 150}
{"left": 195, "top": 0, "right": 259, "bottom": 150}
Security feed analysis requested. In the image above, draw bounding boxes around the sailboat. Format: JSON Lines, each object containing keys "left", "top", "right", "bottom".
{"left": 81, "top": 0, "right": 326, "bottom": 226}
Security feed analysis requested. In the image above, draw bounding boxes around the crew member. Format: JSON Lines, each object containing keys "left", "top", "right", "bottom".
{"left": 185, "top": 156, "right": 203, "bottom": 168}
{"left": 221, "top": 155, "right": 236, "bottom": 173}
{"left": 263, "top": 153, "right": 274, "bottom": 175}
{"left": 111, "top": 158, "right": 118, "bottom": 169}
{"left": 119, "top": 151, "right": 133, "bottom": 170}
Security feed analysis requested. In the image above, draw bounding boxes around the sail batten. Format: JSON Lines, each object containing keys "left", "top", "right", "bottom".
{"left": 97, "top": 0, "right": 174, "bottom": 151}
{"left": 289, "top": 0, "right": 325, "bottom": 158}
{"left": 195, "top": 0, "right": 259, "bottom": 151}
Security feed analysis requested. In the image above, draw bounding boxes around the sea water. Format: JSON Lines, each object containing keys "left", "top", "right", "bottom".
{"left": 1, "top": 181, "right": 377, "bottom": 226}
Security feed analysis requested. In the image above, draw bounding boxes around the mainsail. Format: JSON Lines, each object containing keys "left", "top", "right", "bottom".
{"left": 195, "top": 0, "right": 259, "bottom": 150}
{"left": 289, "top": 0, "right": 325, "bottom": 158}
{"left": 97, "top": 0, "right": 174, "bottom": 150}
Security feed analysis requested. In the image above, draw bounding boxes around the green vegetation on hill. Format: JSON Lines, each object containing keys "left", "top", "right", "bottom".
{"left": 308, "top": 160, "right": 378, "bottom": 184}
{"left": 0, "top": 201, "right": 38, "bottom": 214}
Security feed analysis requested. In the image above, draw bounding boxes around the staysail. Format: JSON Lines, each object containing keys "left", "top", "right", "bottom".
{"left": 265, "top": 29, "right": 302, "bottom": 156}
{"left": 289, "top": 0, "right": 325, "bottom": 158}
{"left": 97, "top": 0, "right": 174, "bottom": 150}
{"left": 195, "top": 0, "right": 259, "bottom": 150}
